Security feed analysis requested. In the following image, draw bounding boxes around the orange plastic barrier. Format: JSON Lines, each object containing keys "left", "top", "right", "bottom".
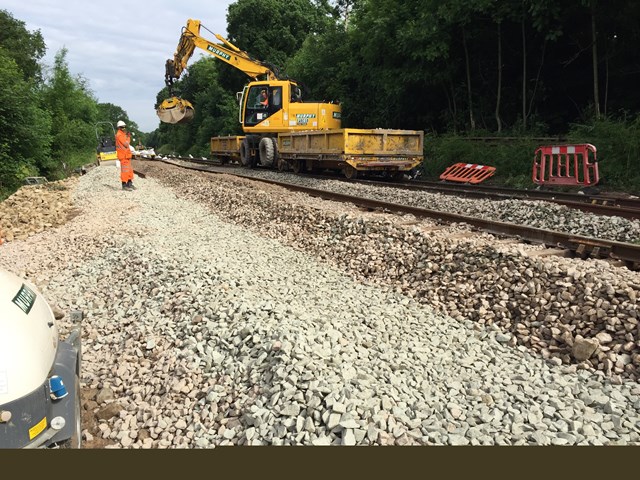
{"left": 533, "top": 144, "right": 599, "bottom": 187}
{"left": 439, "top": 163, "right": 496, "bottom": 184}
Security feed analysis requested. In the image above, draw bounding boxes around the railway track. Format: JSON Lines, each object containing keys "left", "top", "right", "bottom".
{"left": 135, "top": 157, "right": 640, "bottom": 269}
{"left": 147, "top": 155, "right": 640, "bottom": 220}
{"left": 342, "top": 178, "right": 640, "bottom": 221}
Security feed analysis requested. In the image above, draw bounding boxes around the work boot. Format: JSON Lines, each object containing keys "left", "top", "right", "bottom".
{"left": 127, "top": 180, "right": 137, "bottom": 190}
{"left": 122, "top": 182, "right": 132, "bottom": 191}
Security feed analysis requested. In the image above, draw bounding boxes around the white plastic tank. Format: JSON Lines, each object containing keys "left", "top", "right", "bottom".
{"left": 0, "top": 269, "right": 58, "bottom": 404}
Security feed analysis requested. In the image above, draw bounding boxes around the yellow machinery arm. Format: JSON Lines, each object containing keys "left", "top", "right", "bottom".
{"left": 165, "top": 19, "right": 279, "bottom": 85}
{"left": 158, "top": 19, "right": 280, "bottom": 124}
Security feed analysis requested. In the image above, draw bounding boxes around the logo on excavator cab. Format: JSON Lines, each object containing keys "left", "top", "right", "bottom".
{"left": 207, "top": 45, "right": 231, "bottom": 60}
{"left": 296, "top": 113, "right": 316, "bottom": 126}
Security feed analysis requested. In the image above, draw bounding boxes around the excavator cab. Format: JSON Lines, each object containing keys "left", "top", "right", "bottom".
{"left": 243, "top": 84, "right": 282, "bottom": 127}
{"left": 238, "top": 80, "right": 341, "bottom": 133}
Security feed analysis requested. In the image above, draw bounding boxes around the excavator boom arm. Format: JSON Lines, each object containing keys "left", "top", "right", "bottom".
{"left": 159, "top": 19, "right": 283, "bottom": 125}
{"left": 165, "top": 18, "right": 278, "bottom": 91}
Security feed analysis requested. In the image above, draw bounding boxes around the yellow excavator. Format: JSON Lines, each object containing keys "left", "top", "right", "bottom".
{"left": 158, "top": 19, "right": 423, "bottom": 177}
{"left": 158, "top": 19, "right": 341, "bottom": 131}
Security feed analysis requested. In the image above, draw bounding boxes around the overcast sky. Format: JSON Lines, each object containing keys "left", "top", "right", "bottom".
{"left": 3, "top": 0, "right": 235, "bottom": 132}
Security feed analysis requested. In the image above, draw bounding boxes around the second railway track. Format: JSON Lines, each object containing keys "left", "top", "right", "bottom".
{"left": 135, "top": 157, "right": 640, "bottom": 269}
{"left": 147, "top": 155, "right": 640, "bottom": 220}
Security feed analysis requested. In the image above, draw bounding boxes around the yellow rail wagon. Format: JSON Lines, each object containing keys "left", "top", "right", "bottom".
{"left": 210, "top": 135, "right": 245, "bottom": 164}
{"left": 276, "top": 128, "right": 423, "bottom": 179}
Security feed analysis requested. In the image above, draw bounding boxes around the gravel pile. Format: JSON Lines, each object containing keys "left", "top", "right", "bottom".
{"left": 143, "top": 162, "right": 640, "bottom": 380}
{"left": 0, "top": 163, "right": 638, "bottom": 447}
{"left": 0, "top": 178, "right": 79, "bottom": 243}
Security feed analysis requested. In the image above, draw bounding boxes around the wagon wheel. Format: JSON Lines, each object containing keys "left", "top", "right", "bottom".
{"left": 343, "top": 165, "right": 358, "bottom": 179}
{"left": 270, "top": 137, "right": 279, "bottom": 164}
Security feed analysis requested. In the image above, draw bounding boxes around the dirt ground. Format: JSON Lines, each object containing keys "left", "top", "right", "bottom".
{"left": 80, "top": 388, "right": 115, "bottom": 448}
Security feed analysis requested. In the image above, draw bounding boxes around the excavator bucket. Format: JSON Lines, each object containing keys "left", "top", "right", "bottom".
{"left": 157, "top": 97, "right": 195, "bottom": 124}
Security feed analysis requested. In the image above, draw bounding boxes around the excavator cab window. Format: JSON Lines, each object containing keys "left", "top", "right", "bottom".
{"left": 245, "top": 85, "right": 282, "bottom": 126}
{"left": 272, "top": 88, "right": 281, "bottom": 108}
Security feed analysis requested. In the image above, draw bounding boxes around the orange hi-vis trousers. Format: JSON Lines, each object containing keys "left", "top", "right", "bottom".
{"left": 119, "top": 157, "right": 133, "bottom": 183}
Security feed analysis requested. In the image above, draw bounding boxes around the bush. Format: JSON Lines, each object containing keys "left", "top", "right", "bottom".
{"left": 423, "top": 133, "right": 544, "bottom": 188}
{"left": 186, "top": 144, "right": 210, "bottom": 159}
{"left": 156, "top": 144, "right": 176, "bottom": 156}
{"left": 423, "top": 119, "right": 640, "bottom": 193}
{"left": 568, "top": 116, "right": 640, "bottom": 193}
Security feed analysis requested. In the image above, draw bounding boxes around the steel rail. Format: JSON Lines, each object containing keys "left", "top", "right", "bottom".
{"left": 408, "top": 180, "right": 640, "bottom": 208}
{"left": 347, "top": 178, "right": 640, "bottom": 220}
{"left": 164, "top": 155, "right": 640, "bottom": 208}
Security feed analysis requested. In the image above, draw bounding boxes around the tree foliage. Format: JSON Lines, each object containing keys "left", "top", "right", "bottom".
{"left": 0, "top": 9, "right": 46, "bottom": 82}
{"left": 0, "top": 10, "right": 137, "bottom": 198}
{"left": 227, "top": 0, "right": 334, "bottom": 70}
{"left": 0, "top": 48, "right": 50, "bottom": 194}
{"left": 285, "top": 0, "right": 640, "bottom": 135}
{"left": 39, "top": 48, "right": 98, "bottom": 176}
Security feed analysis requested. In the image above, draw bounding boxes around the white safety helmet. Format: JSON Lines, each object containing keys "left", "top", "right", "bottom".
{"left": 117, "top": 120, "right": 126, "bottom": 128}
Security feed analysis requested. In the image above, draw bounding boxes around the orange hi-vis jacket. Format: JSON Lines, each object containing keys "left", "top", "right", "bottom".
{"left": 115, "top": 128, "right": 133, "bottom": 183}
{"left": 115, "top": 129, "right": 132, "bottom": 160}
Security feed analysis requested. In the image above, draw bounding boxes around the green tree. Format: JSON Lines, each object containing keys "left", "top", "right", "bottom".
{"left": 286, "top": 23, "right": 351, "bottom": 102}
{"left": 227, "top": 0, "right": 333, "bottom": 70}
{"left": 313, "top": 0, "right": 460, "bottom": 129}
{"left": 0, "top": 49, "right": 52, "bottom": 196}
{"left": 0, "top": 12, "right": 52, "bottom": 199}
{"left": 40, "top": 48, "right": 97, "bottom": 177}
{"left": 0, "top": 10, "right": 145, "bottom": 195}
{"left": 0, "top": 9, "right": 46, "bottom": 82}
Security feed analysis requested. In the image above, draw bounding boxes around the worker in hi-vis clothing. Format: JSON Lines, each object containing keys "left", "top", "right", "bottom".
{"left": 115, "top": 120, "right": 136, "bottom": 190}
